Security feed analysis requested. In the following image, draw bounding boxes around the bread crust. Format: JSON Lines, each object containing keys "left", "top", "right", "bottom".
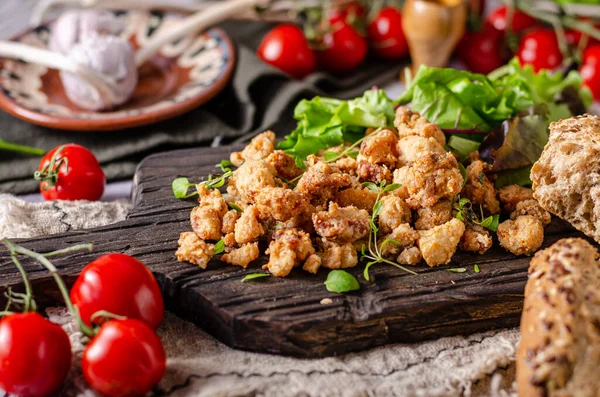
{"left": 531, "top": 115, "right": 600, "bottom": 243}
{"left": 517, "top": 238, "right": 600, "bottom": 397}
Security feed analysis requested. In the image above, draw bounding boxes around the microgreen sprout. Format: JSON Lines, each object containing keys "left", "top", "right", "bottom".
{"left": 454, "top": 196, "right": 500, "bottom": 232}
{"left": 242, "top": 273, "right": 271, "bottom": 282}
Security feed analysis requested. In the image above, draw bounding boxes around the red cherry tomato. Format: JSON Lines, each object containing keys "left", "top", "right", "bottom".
{"left": 457, "top": 27, "right": 506, "bottom": 74}
{"left": 257, "top": 24, "right": 316, "bottom": 79}
{"left": 70, "top": 253, "right": 164, "bottom": 330}
{"left": 0, "top": 313, "right": 72, "bottom": 397}
{"left": 37, "top": 144, "right": 105, "bottom": 201}
{"left": 330, "top": 0, "right": 366, "bottom": 28}
{"left": 517, "top": 28, "right": 563, "bottom": 72}
{"left": 367, "top": 7, "right": 409, "bottom": 59}
{"left": 316, "top": 17, "right": 368, "bottom": 73}
{"left": 82, "top": 319, "right": 166, "bottom": 397}
{"left": 580, "top": 45, "right": 600, "bottom": 100}
{"left": 486, "top": 5, "right": 537, "bottom": 34}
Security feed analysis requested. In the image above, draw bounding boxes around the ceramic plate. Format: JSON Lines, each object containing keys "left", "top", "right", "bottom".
{"left": 0, "top": 10, "right": 235, "bottom": 131}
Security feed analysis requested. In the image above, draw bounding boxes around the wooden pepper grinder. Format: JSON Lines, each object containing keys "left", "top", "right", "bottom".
{"left": 402, "top": 0, "right": 467, "bottom": 71}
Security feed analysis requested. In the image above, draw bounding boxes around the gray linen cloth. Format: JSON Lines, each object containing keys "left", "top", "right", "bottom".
{"left": 0, "top": 194, "right": 519, "bottom": 396}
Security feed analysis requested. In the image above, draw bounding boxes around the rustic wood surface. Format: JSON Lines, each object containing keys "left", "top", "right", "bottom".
{"left": 0, "top": 144, "right": 591, "bottom": 357}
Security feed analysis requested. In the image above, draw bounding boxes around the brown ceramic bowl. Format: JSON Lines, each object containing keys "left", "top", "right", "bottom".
{"left": 0, "top": 10, "right": 235, "bottom": 131}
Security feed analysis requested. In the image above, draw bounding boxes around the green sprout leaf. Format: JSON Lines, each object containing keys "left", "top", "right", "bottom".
{"left": 323, "top": 151, "right": 339, "bottom": 161}
{"left": 242, "top": 273, "right": 271, "bottom": 282}
{"left": 447, "top": 268, "right": 467, "bottom": 273}
{"left": 214, "top": 239, "right": 225, "bottom": 255}
{"left": 346, "top": 150, "right": 359, "bottom": 159}
{"left": 458, "top": 163, "right": 468, "bottom": 189}
{"left": 217, "top": 159, "right": 233, "bottom": 173}
{"left": 324, "top": 270, "right": 360, "bottom": 293}
{"left": 383, "top": 183, "right": 402, "bottom": 192}
{"left": 228, "top": 202, "right": 243, "bottom": 212}
{"left": 172, "top": 177, "right": 198, "bottom": 199}
{"left": 362, "top": 181, "right": 379, "bottom": 192}
{"left": 474, "top": 264, "right": 480, "bottom": 273}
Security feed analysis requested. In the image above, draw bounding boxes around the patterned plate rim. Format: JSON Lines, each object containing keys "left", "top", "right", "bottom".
{"left": 0, "top": 25, "right": 236, "bottom": 132}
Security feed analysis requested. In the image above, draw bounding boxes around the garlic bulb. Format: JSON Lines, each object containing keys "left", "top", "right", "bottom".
{"left": 60, "top": 35, "right": 137, "bottom": 111}
{"left": 49, "top": 10, "right": 125, "bottom": 56}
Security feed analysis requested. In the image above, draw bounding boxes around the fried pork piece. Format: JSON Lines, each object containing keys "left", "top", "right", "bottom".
{"left": 334, "top": 157, "right": 357, "bottom": 174}
{"left": 397, "top": 246, "right": 423, "bottom": 265}
{"left": 190, "top": 185, "right": 228, "bottom": 241}
{"left": 223, "top": 232, "right": 236, "bottom": 247}
{"left": 463, "top": 160, "right": 500, "bottom": 215}
{"left": 319, "top": 240, "right": 358, "bottom": 269}
{"left": 356, "top": 129, "right": 398, "bottom": 184}
{"left": 197, "top": 184, "right": 229, "bottom": 215}
{"left": 414, "top": 200, "right": 452, "bottom": 230}
{"left": 230, "top": 159, "right": 276, "bottom": 203}
{"left": 498, "top": 185, "right": 534, "bottom": 214}
{"left": 254, "top": 187, "right": 310, "bottom": 222}
{"left": 230, "top": 130, "right": 276, "bottom": 167}
{"left": 221, "top": 242, "right": 259, "bottom": 268}
{"left": 510, "top": 199, "right": 552, "bottom": 226}
{"left": 391, "top": 166, "right": 410, "bottom": 199}
{"left": 176, "top": 232, "right": 215, "bottom": 269}
{"left": 234, "top": 206, "right": 265, "bottom": 244}
{"left": 459, "top": 223, "right": 493, "bottom": 255}
{"left": 265, "top": 150, "right": 304, "bottom": 181}
{"left": 405, "top": 153, "right": 464, "bottom": 209}
{"left": 417, "top": 218, "right": 465, "bottom": 267}
{"left": 222, "top": 210, "right": 241, "bottom": 234}
{"left": 303, "top": 254, "right": 322, "bottom": 274}
{"left": 265, "top": 228, "right": 315, "bottom": 277}
{"left": 397, "top": 136, "right": 445, "bottom": 166}
{"left": 497, "top": 215, "right": 544, "bottom": 256}
{"left": 313, "top": 202, "right": 370, "bottom": 243}
{"left": 379, "top": 195, "right": 412, "bottom": 234}
{"left": 380, "top": 223, "right": 418, "bottom": 257}
{"left": 296, "top": 160, "right": 352, "bottom": 205}
{"left": 394, "top": 106, "right": 446, "bottom": 146}
{"left": 333, "top": 188, "right": 378, "bottom": 212}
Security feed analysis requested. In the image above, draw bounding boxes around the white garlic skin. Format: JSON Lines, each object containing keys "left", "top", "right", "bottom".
{"left": 49, "top": 10, "right": 125, "bottom": 56}
{"left": 61, "top": 35, "right": 138, "bottom": 111}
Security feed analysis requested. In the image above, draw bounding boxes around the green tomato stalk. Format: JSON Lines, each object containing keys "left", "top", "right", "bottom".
{"left": 0, "top": 139, "right": 45, "bottom": 156}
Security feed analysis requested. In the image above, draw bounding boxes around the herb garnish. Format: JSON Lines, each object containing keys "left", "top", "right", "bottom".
{"left": 361, "top": 180, "right": 418, "bottom": 281}
{"left": 172, "top": 177, "right": 198, "bottom": 199}
{"left": 474, "top": 264, "right": 480, "bottom": 273}
{"left": 228, "top": 202, "right": 243, "bottom": 212}
{"left": 242, "top": 273, "right": 271, "bottom": 282}
{"left": 454, "top": 197, "right": 500, "bottom": 232}
{"left": 324, "top": 270, "right": 360, "bottom": 293}
{"left": 214, "top": 239, "right": 225, "bottom": 255}
{"left": 447, "top": 268, "right": 467, "bottom": 273}
{"left": 217, "top": 159, "right": 234, "bottom": 173}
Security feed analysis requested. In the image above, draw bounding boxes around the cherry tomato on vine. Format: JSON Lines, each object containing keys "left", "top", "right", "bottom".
{"left": 0, "top": 313, "right": 72, "bottom": 397}
{"left": 517, "top": 28, "right": 563, "bottom": 72}
{"left": 457, "top": 27, "right": 506, "bottom": 74}
{"left": 70, "top": 253, "right": 164, "bottom": 330}
{"left": 367, "top": 7, "right": 409, "bottom": 60}
{"left": 486, "top": 5, "right": 537, "bottom": 34}
{"left": 580, "top": 45, "right": 600, "bottom": 100}
{"left": 83, "top": 319, "right": 166, "bottom": 397}
{"left": 257, "top": 24, "right": 316, "bottom": 79}
{"left": 35, "top": 143, "right": 105, "bottom": 201}
{"left": 316, "top": 16, "right": 368, "bottom": 73}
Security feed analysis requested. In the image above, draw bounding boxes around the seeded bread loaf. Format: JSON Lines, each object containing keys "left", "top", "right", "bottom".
{"left": 531, "top": 115, "right": 600, "bottom": 243}
{"left": 517, "top": 238, "right": 600, "bottom": 397}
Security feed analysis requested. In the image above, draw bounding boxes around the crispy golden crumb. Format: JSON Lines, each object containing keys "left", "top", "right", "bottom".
{"left": 176, "top": 232, "right": 215, "bottom": 269}
{"left": 334, "top": 157, "right": 357, "bottom": 174}
{"left": 391, "top": 166, "right": 410, "bottom": 199}
{"left": 498, "top": 185, "right": 534, "bottom": 214}
{"left": 357, "top": 161, "right": 392, "bottom": 184}
{"left": 222, "top": 210, "right": 241, "bottom": 234}
{"left": 231, "top": 159, "right": 277, "bottom": 203}
{"left": 191, "top": 206, "right": 222, "bottom": 241}
{"left": 313, "top": 202, "right": 370, "bottom": 243}
{"left": 333, "top": 188, "right": 378, "bottom": 212}
{"left": 296, "top": 160, "right": 352, "bottom": 205}
{"left": 463, "top": 160, "right": 500, "bottom": 215}
{"left": 397, "top": 136, "right": 445, "bottom": 166}
{"left": 397, "top": 246, "right": 423, "bottom": 265}
{"left": 265, "top": 150, "right": 304, "bottom": 180}
{"left": 254, "top": 187, "right": 310, "bottom": 222}
{"left": 459, "top": 224, "right": 492, "bottom": 255}
{"left": 394, "top": 106, "right": 446, "bottom": 146}
{"left": 265, "top": 228, "right": 315, "bottom": 277}
{"left": 303, "top": 254, "right": 322, "bottom": 274}
{"left": 414, "top": 200, "right": 453, "bottom": 230}
{"left": 510, "top": 199, "right": 551, "bottom": 226}
{"left": 418, "top": 218, "right": 465, "bottom": 267}
{"left": 234, "top": 206, "right": 265, "bottom": 244}
{"left": 497, "top": 215, "right": 544, "bottom": 256}
{"left": 221, "top": 242, "right": 259, "bottom": 268}
{"left": 223, "top": 232, "right": 236, "bottom": 247}
{"left": 379, "top": 195, "right": 412, "bottom": 234}
{"left": 380, "top": 223, "right": 418, "bottom": 257}
{"left": 406, "top": 153, "right": 463, "bottom": 209}
{"left": 319, "top": 240, "right": 358, "bottom": 269}
{"left": 357, "top": 129, "right": 399, "bottom": 168}
{"left": 230, "top": 130, "right": 276, "bottom": 166}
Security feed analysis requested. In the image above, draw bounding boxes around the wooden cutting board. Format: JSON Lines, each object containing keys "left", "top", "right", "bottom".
{"left": 0, "top": 144, "right": 587, "bottom": 357}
